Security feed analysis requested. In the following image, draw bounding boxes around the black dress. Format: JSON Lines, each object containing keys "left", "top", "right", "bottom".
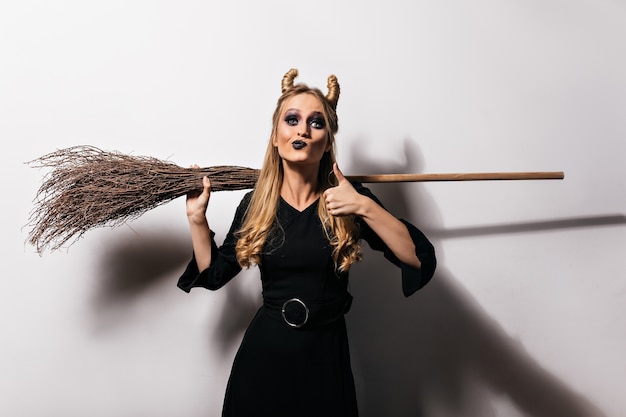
{"left": 178, "top": 183, "right": 436, "bottom": 417}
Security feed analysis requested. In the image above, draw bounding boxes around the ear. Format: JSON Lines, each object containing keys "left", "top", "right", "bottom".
{"left": 324, "top": 135, "right": 332, "bottom": 152}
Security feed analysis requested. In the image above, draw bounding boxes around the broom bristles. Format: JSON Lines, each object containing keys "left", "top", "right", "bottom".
{"left": 26, "top": 146, "right": 260, "bottom": 255}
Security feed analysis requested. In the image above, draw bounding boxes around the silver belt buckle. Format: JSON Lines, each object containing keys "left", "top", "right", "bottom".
{"left": 281, "top": 298, "right": 309, "bottom": 328}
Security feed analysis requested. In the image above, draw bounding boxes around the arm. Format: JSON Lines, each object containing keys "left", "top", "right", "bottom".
{"left": 185, "top": 174, "right": 213, "bottom": 271}
{"left": 323, "top": 163, "right": 421, "bottom": 268}
{"left": 178, "top": 173, "right": 245, "bottom": 292}
{"left": 355, "top": 196, "right": 421, "bottom": 268}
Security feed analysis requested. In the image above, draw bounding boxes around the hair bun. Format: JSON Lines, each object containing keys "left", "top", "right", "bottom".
{"left": 325, "top": 74, "right": 340, "bottom": 110}
{"left": 281, "top": 68, "right": 299, "bottom": 93}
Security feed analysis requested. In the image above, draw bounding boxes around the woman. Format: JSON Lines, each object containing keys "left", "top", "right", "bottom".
{"left": 179, "top": 68, "right": 436, "bottom": 416}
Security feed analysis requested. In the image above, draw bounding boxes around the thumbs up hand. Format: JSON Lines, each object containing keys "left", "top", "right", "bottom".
{"left": 323, "top": 163, "right": 364, "bottom": 217}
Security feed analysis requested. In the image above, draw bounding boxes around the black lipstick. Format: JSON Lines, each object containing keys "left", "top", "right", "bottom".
{"left": 292, "top": 140, "right": 307, "bottom": 149}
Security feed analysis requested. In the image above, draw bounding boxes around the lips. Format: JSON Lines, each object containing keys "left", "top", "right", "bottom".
{"left": 292, "top": 140, "right": 307, "bottom": 149}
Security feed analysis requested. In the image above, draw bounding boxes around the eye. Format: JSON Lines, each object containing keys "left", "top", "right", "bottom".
{"left": 309, "top": 118, "right": 325, "bottom": 129}
{"left": 285, "top": 114, "right": 299, "bottom": 126}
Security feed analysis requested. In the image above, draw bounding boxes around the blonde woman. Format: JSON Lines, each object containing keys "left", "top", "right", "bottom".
{"left": 179, "top": 69, "right": 436, "bottom": 416}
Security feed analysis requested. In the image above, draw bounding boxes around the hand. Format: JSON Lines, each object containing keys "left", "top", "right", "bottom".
{"left": 186, "top": 164, "right": 211, "bottom": 224}
{"left": 323, "top": 163, "right": 363, "bottom": 217}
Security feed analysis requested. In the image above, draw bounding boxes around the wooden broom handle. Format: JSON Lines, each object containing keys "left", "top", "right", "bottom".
{"left": 345, "top": 171, "right": 564, "bottom": 183}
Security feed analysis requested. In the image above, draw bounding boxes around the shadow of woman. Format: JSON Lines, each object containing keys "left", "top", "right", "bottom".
{"left": 344, "top": 140, "right": 607, "bottom": 417}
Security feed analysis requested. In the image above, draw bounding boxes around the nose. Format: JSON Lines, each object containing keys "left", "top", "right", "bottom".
{"left": 298, "top": 126, "right": 311, "bottom": 138}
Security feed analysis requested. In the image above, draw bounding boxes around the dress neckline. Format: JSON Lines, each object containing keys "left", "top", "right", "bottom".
{"left": 279, "top": 196, "right": 319, "bottom": 214}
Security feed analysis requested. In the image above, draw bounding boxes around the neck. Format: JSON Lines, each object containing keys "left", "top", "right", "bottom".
{"left": 280, "top": 163, "right": 320, "bottom": 210}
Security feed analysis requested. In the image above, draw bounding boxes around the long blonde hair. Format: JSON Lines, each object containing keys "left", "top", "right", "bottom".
{"left": 235, "top": 69, "right": 361, "bottom": 272}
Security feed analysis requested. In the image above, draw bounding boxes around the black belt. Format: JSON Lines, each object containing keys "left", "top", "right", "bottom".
{"left": 263, "top": 294, "right": 353, "bottom": 328}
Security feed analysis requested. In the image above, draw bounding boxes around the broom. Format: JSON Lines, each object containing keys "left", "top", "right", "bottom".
{"left": 25, "top": 145, "right": 564, "bottom": 255}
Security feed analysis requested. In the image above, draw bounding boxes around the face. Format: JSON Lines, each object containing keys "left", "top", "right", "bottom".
{"left": 273, "top": 93, "right": 331, "bottom": 167}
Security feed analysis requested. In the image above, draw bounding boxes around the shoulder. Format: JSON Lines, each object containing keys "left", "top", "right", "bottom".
{"left": 351, "top": 181, "right": 385, "bottom": 207}
{"left": 233, "top": 190, "right": 254, "bottom": 217}
{"left": 350, "top": 181, "right": 370, "bottom": 196}
{"left": 240, "top": 190, "right": 254, "bottom": 205}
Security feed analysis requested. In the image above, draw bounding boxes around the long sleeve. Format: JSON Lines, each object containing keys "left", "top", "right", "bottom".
{"left": 353, "top": 183, "right": 436, "bottom": 297}
{"left": 177, "top": 192, "right": 252, "bottom": 293}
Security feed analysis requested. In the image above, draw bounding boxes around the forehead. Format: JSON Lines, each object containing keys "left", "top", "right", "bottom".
{"left": 282, "top": 93, "right": 324, "bottom": 113}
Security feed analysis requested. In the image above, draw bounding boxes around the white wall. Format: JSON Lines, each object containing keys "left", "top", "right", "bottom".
{"left": 2, "top": 1, "right": 624, "bottom": 416}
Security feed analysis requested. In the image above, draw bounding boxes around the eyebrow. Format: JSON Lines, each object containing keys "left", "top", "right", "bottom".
{"left": 284, "top": 109, "right": 324, "bottom": 117}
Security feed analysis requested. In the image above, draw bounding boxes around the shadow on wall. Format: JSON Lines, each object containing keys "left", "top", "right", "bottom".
{"left": 86, "top": 210, "right": 262, "bottom": 353}
{"left": 89, "top": 228, "right": 192, "bottom": 334}
{"left": 345, "top": 140, "right": 607, "bottom": 417}
{"left": 90, "top": 222, "right": 261, "bottom": 347}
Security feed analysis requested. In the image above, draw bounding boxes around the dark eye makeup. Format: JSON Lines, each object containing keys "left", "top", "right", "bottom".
{"left": 309, "top": 118, "right": 325, "bottom": 129}
{"left": 283, "top": 111, "right": 325, "bottom": 129}
{"left": 285, "top": 114, "right": 299, "bottom": 126}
